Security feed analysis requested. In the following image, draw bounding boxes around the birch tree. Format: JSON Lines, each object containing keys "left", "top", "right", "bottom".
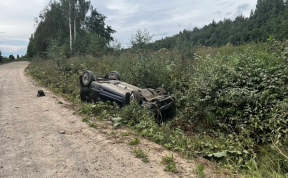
{"left": 27, "top": 0, "right": 115, "bottom": 57}
{"left": 69, "top": 0, "right": 72, "bottom": 52}
{"left": 62, "top": 0, "right": 91, "bottom": 53}
{"left": 74, "top": 0, "right": 91, "bottom": 43}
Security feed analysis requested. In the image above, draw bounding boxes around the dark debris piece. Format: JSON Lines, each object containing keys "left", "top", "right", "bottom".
{"left": 37, "top": 90, "right": 45, "bottom": 97}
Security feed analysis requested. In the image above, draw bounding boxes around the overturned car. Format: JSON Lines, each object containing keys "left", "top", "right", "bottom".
{"left": 79, "top": 70, "right": 175, "bottom": 116}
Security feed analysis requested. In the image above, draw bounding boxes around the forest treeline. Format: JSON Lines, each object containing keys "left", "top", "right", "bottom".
{"left": 27, "top": 0, "right": 116, "bottom": 58}
{"left": 148, "top": 0, "right": 288, "bottom": 50}
{"left": 27, "top": 0, "right": 288, "bottom": 57}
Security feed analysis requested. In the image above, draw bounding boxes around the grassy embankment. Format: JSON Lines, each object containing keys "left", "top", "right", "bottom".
{"left": 27, "top": 40, "right": 288, "bottom": 177}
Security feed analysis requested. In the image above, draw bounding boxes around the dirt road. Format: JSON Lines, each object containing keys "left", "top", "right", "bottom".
{"left": 0, "top": 62, "right": 221, "bottom": 178}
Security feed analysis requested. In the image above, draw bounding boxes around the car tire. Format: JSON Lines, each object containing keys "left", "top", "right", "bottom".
{"left": 81, "top": 70, "right": 95, "bottom": 87}
{"left": 109, "top": 71, "right": 120, "bottom": 80}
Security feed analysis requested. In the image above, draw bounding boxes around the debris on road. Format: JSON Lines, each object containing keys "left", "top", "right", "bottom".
{"left": 37, "top": 90, "right": 45, "bottom": 97}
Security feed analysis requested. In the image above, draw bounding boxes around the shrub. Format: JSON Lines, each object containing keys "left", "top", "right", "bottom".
{"left": 27, "top": 39, "right": 288, "bottom": 177}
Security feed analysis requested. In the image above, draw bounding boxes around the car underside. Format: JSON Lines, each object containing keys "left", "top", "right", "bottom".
{"left": 79, "top": 70, "right": 175, "bottom": 116}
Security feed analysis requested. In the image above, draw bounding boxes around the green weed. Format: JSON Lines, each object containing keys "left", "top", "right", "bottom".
{"left": 133, "top": 148, "right": 150, "bottom": 163}
{"left": 197, "top": 164, "right": 205, "bottom": 178}
{"left": 128, "top": 137, "right": 140, "bottom": 145}
{"left": 109, "top": 131, "right": 116, "bottom": 135}
{"left": 82, "top": 118, "right": 89, "bottom": 122}
{"left": 161, "top": 154, "right": 177, "bottom": 173}
{"left": 121, "top": 131, "right": 133, "bottom": 136}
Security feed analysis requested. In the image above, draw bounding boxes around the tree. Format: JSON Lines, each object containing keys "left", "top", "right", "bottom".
{"left": 149, "top": 0, "right": 288, "bottom": 49}
{"left": 60, "top": 0, "right": 91, "bottom": 53}
{"left": 31, "top": 1, "right": 67, "bottom": 56}
{"left": 17, "top": 54, "right": 20, "bottom": 59}
{"left": 0, "top": 50, "right": 3, "bottom": 62}
{"left": 84, "top": 6, "right": 116, "bottom": 43}
{"left": 69, "top": 0, "right": 73, "bottom": 52}
{"left": 27, "top": 0, "right": 115, "bottom": 57}
{"left": 109, "top": 39, "right": 123, "bottom": 55}
{"left": 9, "top": 55, "right": 15, "bottom": 60}
{"left": 27, "top": 35, "right": 36, "bottom": 58}
{"left": 73, "top": 0, "right": 91, "bottom": 43}
{"left": 280, "top": 0, "right": 288, "bottom": 38}
{"left": 130, "top": 29, "right": 153, "bottom": 49}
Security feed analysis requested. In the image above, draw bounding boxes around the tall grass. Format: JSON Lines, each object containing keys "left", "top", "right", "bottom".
{"left": 27, "top": 40, "right": 288, "bottom": 177}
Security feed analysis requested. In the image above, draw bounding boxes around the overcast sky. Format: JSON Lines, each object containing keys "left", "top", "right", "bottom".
{"left": 0, "top": 0, "right": 257, "bottom": 57}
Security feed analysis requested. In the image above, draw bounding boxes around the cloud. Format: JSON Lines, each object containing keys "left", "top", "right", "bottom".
{"left": 233, "top": 3, "right": 251, "bottom": 18}
{"left": 106, "top": 0, "right": 142, "bottom": 15}
{"left": 217, "top": 1, "right": 230, "bottom": 6}
{"left": 213, "top": 11, "right": 223, "bottom": 15}
{"left": 0, "top": 0, "right": 49, "bottom": 56}
{"left": 0, "top": 0, "right": 258, "bottom": 53}
{"left": 101, "top": 0, "right": 257, "bottom": 46}
{"left": 154, "top": 32, "right": 169, "bottom": 37}
{"left": 0, "top": 38, "right": 29, "bottom": 46}
{"left": 0, "top": 45, "right": 26, "bottom": 53}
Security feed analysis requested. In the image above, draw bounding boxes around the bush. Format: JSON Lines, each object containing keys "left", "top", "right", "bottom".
{"left": 183, "top": 42, "right": 288, "bottom": 144}
{"left": 27, "top": 39, "right": 288, "bottom": 177}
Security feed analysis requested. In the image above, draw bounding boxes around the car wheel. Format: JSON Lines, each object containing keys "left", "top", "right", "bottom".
{"left": 109, "top": 71, "right": 120, "bottom": 80}
{"left": 81, "top": 70, "right": 95, "bottom": 87}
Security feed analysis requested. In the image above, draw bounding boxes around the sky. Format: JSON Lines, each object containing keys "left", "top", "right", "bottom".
{"left": 0, "top": 0, "right": 257, "bottom": 57}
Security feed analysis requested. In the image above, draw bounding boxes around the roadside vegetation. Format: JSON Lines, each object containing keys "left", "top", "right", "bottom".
{"left": 27, "top": 39, "right": 288, "bottom": 177}
{"left": 26, "top": 0, "right": 288, "bottom": 177}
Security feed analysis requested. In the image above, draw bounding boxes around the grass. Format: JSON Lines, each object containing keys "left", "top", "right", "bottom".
{"left": 82, "top": 118, "right": 89, "bottom": 122}
{"left": 133, "top": 148, "right": 149, "bottom": 163}
{"left": 128, "top": 137, "right": 140, "bottom": 145}
{"left": 89, "top": 123, "right": 95, "bottom": 127}
{"left": 121, "top": 131, "right": 133, "bottom": 136}
{"left": 197, "top": 164, "right": 205, "bottom": 178}
{"left": 26, "top": 40, "right": 288, "bottom": 177}
{"left": 109, "top": 131, "right": 116, "bottom": 135}
{"left": 161, "top": 154, "right": 177, "bottom": 172}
